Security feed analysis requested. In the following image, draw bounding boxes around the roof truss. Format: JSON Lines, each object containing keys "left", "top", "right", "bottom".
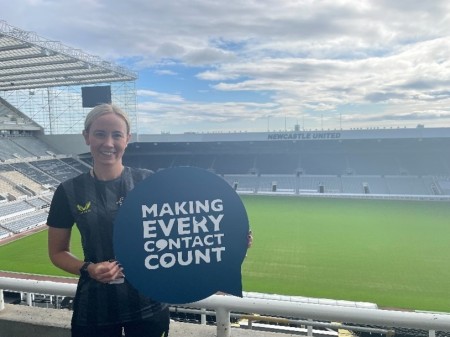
{"left": 0, "top": 21, "right": 137, "bottom": 91}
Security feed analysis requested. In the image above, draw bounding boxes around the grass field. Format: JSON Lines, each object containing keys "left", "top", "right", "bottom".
{"left": 1, "top": 195, "right": 450, "bottom": 312}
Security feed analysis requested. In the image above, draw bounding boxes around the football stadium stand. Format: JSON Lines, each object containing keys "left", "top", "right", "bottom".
{"left": 1, "top": 119, "right": 450, "bottom": 232}
{"left": 2, "top": 125, "right": 450, "bottom": 240}
{"left": 117, "top": 127, "right": 450, "bottom": 199}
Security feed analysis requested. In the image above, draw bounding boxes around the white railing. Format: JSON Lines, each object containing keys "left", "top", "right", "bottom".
{"left": 1, "top": 277, "right": 450, "bottom": 337}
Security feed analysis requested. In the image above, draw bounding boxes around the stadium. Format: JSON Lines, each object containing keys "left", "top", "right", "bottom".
{"left": 1, "top": 20, "right": 450, "bottom": 337}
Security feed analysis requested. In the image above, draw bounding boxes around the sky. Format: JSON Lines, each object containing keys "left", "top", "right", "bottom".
{"left": 2, "top": 0, "right": 450, "bottom": 134}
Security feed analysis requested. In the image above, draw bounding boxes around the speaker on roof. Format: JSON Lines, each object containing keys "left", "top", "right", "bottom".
{"left": 81, "top": 85, "right": 112, "bottom": 108}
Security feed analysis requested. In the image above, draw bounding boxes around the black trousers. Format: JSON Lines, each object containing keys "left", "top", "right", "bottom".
{"left": 71, "top": 307, "right": 170, "bottom": 337}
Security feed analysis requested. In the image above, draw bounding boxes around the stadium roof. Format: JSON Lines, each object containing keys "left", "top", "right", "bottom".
{"left": 0, "top": 20, "right": 137, "bottom": 91}
{"left": 136, "top": 126, "right": 450, "bottom": 143}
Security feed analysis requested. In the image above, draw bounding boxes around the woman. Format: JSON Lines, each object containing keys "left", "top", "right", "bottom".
{"left": 47, "top": 104, "right": 170, "bottom": 337}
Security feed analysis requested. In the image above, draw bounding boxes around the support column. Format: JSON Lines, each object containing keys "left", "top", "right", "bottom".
{"left": 216, "top": 307, "right": 231, "bottom": 337}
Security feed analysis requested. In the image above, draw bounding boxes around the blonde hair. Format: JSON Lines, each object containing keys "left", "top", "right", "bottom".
{"left": 84, "top": 103, "right": 131, "bottom": 134}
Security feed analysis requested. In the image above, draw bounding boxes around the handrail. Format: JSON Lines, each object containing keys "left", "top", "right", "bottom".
{"left": 1, "top": 276, "right": 450, "bottom": 337}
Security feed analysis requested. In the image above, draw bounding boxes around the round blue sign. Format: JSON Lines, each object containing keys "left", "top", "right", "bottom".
{"left": 113, "top": 166, "right": 249, "bottom": 304}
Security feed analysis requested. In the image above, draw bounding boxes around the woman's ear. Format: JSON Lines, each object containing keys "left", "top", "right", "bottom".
{"left": 82, "top": 130, "right": 90, "bottom": 145}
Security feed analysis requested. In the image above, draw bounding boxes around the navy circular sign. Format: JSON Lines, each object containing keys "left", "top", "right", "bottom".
{"left": 113, "top": 166, "right": 249, "bottom": 304}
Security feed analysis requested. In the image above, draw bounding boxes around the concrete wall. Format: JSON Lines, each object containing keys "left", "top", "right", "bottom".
{"left": 38, "top": 132, "right": 140, "bottom": 156}
{"left": 0, "top": 304, "right": 71, "bottom": 337}
{"left": 0, "top": 304, "right": 288, "bottom": 337}
{"left": 38, "top": 134, "right": 88, "bottom": 156}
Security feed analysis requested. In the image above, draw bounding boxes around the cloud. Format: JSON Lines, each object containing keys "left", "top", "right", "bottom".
{"left": 184, "top": 48, "right": 236, "bottom": 65}
{"left": 137, "top": 90, "right": 185, "bottom": 103}
{"left": 202, "top": 36, "right": 450, "bottom": 111}
{"left": 154, "top": 69, "right": 177, "bottom": 76}
{"left": 2, "top": 0, "right": 450, "bottom": 131}
{"left": 136, "top": 99, "right": 280, "bottom": 133}
{"left": 348, "top": 109, "right": 450, "bottom": 123}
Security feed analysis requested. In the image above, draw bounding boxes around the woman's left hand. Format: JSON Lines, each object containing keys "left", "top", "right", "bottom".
{"left": 247, "top": 230, "right": 253, "bottom": 248}
{"left": 88, "top": 260, "right": 124, "bottom": 283}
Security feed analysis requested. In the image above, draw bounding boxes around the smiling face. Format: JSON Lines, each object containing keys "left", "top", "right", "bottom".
{"left": 83, "top": 112, "right": 131, "bottom": 176}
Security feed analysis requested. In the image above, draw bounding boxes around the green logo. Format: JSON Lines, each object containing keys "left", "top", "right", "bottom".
{"left": 76, "top": 201, "right": 91, "bottom": 214}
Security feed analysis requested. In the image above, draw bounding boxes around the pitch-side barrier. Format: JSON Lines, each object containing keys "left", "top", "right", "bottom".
{"left": 1, "top": 277, "right": 450, "bottom": 337}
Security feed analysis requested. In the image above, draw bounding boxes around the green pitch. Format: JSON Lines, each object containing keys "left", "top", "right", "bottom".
{"left": 1, "top": 195, "right": 450, "bottom": 312}
{"left": 240, "top": 196, "right": 450, "bottom": 313}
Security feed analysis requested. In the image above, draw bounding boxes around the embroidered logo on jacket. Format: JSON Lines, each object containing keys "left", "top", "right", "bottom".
{"left": 116, "top": 196, "right": 125, "bottom": 207}
{"left": 76, "top": 201, "right": 91, "bottom": 214}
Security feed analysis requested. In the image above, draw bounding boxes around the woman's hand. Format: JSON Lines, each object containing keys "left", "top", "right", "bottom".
{"left": 247, "top": 230, "right": 253, "bottom": 248}
{"left": 87, "top": 260, "right": 124, "bottom": 284}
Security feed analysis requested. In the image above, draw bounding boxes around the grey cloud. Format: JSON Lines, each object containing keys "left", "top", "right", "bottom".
{"left": 155, "top": 42, "right": 186, "bottom": 58}
{"left": 400, "top": 80, "right": 450, "bottom": 92}
{"left": 184, "top": 48, "right": 236, "bottom": 65}
{"left": 365, "top": 92, "right": 406, "bottom": 103}
{"left": 349, "top": 110, "right": 450, "bottom": 123}
{"left": 375, "top": 0, "right": 449, "bottom": 13}
{"left": 4, "top": 0, "right": 449, "bottom": 61}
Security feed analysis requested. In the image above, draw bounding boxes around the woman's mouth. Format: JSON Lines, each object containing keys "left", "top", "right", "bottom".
{"left": 100, "top": 150, "right": 116, "bottom": 156}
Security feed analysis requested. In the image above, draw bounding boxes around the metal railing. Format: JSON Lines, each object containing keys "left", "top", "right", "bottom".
{"left": 1, "top": 276, "right": 450, "bottom": 337}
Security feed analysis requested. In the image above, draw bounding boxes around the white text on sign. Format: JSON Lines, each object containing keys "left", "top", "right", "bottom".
{"left": 141, "top": 199, "right": 226, "bottom": 270}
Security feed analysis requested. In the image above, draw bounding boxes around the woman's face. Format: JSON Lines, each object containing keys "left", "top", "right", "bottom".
{"left": 83, "top": 112, "right": 131, "bottom": 168}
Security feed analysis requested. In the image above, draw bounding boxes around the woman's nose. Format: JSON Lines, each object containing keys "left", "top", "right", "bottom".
{"left": 103, "top": 134, "right": 114, "bottom": 146}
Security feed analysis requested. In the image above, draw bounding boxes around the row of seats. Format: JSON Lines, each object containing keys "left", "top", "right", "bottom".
{"left": 0, "top": 155, "right": 88, "bottom": 239}
{"left": 0, "top": 157, "right": 89, "bottom": 192}
{"left": 1, "top": 169, "right": 49, "bottom": 195}
{"left": 0, "top": 200, "right": 36, "bottom": 220}
{"left": 0, "top": 197, "right": 51, "bottom": 238}
{"left": 222, "top": 174, "right": 447, "bottom": 195}
{"left": 125, "top": 143, "right": 450, "bottom": 177}
{"left": 1, "top": 210, "right": 48, "bottom": 234}
{"left": 0, "top": 136, "right": 58, "bottom": 161}
{"left": 0, "top": 226, "right": 10, "bottom": 239}
{"left": 9, "top": 162, "right": 61, "bottom": 187}
{"left": 31, "top": 159, "right": 81, "bottom": 183}
{"left": 0, "top": 137, "right": 91, "bottom": 239}
{"left": 0, "top": 158, "right": 88, "bottom": 195}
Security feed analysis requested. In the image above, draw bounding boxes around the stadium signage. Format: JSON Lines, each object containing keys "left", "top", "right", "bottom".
{"left": 113, "top": 166, "right": 249, "bottom": 304}
{"left": 268, "top": 131, "right": 342, "bottom": 140}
